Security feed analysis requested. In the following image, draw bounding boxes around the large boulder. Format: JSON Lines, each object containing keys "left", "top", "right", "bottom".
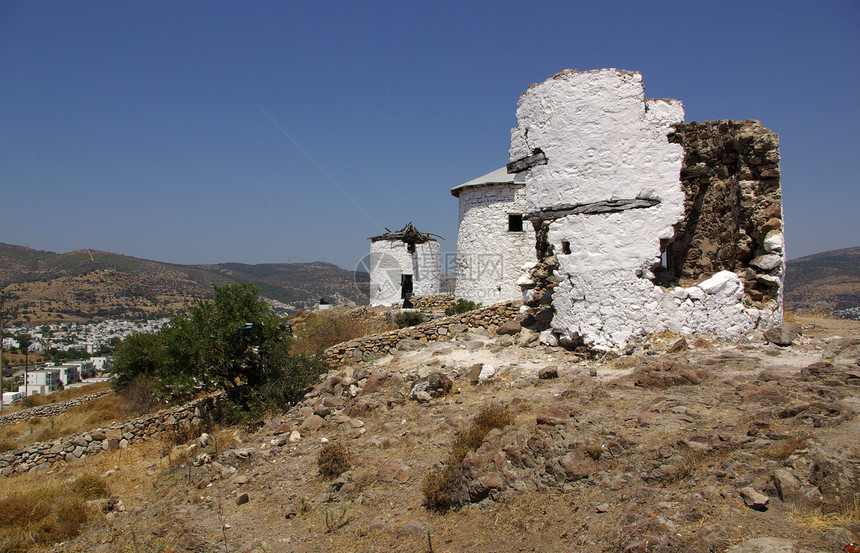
{"left": 763, "top": 323, "right": 802, "bottom": 346}
{"left": 409, "top": 372, "right": 453, "bottom": 402}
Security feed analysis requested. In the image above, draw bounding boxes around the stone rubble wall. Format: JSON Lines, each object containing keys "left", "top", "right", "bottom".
{"left": 325, "top": 301, "right": 522, "bottom": 366}
{"left": 0, "top": 395, "right": 218, "bottom": 476}
{"left": 667, "top": 120, "right": 784, "bottom": 308}
{"left": 408, "top": 293, "right": 455, "bottom": 312}
{"left": 0, "top": 390, "right": 112, "bottom": 428}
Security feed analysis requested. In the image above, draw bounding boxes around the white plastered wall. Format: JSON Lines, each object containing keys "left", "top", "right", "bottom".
{"left": 369, "top": 239, "right": 440, "bottom": 306}
{"left": 413, "top": 241, "right": 441, "bottom": 296}
{"left": 512, "top": 69, "right": 779, "bottom": 351}
{"left": 454, "top": 184, "right": 535, "bottom": 304}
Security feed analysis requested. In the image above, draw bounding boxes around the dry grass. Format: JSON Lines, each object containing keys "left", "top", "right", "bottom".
{"left": 318, "top": 442, "right": 352, "bottom": 479}
{"left": 0, "top": 381, "right": 112, "bottom": 415}
{"left": 422, "top": 404, "right": 514, "bottom": 511}
{"left": 0, "top": 474, "right": 109, "bottom": 551}
{"left": 762, "top": 434, "right": 810, "bottom": 460}
{"left": 789, "top": 495, "right": 860, "bottom": 530}
{"left": 290, "top": 310, "right": 376, "bottom": 355}
{"left": 0, "top": 389, "right": 128, "bottom": 450}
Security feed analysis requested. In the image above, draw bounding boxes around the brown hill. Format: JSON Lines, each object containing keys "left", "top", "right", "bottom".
{"left": 0, "top": 244, "right": 368, "bottom": 324}
{"left": 784, "top": 246, "right": 860, "bottom": 315}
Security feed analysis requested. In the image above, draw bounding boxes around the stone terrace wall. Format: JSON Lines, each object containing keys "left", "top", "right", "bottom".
{"left": 408, "top": 293, "right": 455, "bottom": 312}
{"left": 0, "top": 390, "right": 112, "bottom": 428}
{"left": 325, "top": 301, "right": 522, "bottom": 365}
{"left": 0, "top": 395, "right": 217, "bottom": 476}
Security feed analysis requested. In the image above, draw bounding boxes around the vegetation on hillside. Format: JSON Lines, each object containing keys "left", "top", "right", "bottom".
{"left": 288, "top": 309, "right": 378, "bottom": 356}
{"left": 0, "top": 474, "right": 110, "bottom": 551}
{"left": 111, "top": 283, "right": 330, "bottom": 424}
{"left": 445, "top": 298, "right": 480, "bottom": 316}
{"left": 0, "top": 243, "right": 368, "bottom": 324}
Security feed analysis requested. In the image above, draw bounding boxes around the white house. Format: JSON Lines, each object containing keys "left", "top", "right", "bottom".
{"left": 19, "top": 369, "right": 61, "bottom": 396}
{"left": 63, "top": 360, "right": 95, "bottom": 380}
{"left": 2, "top": 392, "right": 23, "bottom": 406}
{"left": 369, "top": 223, "right": 441, "bottom": 307}
{"left": 55, "top": 365, "right": 81, "bottom": 387}
{"left": 451, "top": 167, "right": 535, "bottom": 304}
{"left": 90, "top": 356, "right": 111, "bottom": 372}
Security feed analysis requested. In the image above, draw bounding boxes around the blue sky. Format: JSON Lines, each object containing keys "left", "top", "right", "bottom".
{"left": 1, "top": 1, "right": 858, "bottom": 271}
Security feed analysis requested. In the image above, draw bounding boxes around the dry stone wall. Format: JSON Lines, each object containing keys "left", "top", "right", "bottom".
{"left": 408, "top": 293, "right": 455, "bottom": 312}
{"left": 0, "top": 390, "right": 112, "bottom": 428}
{"left": 0, "top": 395, "right": 217, "bottom": 476}
{"left": 325, "top": 301, "right": 522, "bottom": 365}
{"left": 667, "top": 120, "right": 783, "bottom": 308}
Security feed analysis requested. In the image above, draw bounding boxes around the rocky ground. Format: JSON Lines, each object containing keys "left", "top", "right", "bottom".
{"left": 17, "top": 315, "right": 860, "bottom": 553}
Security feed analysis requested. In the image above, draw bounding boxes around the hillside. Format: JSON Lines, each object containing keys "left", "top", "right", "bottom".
{"left": 784, "top": 246, "right": 860, "bottom": 315}
{"left": 0, "top": 244, "right": 368, "bottom": 324}
{"left": 0, "top": 314, "right": 858, "bottom": 552}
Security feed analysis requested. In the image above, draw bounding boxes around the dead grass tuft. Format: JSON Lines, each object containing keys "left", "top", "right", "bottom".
{"left": 762, "top": 434, "right": 809, "bottom": 460}
{"left": 69, "top": 474, "right": 110, "bottom": 500}
{"left": 291, "top": 310, "right": 375, "bottom": 355}
{"left": 318, "top": 442, "right": 352, "bottom": 479}
{"left": 448, "top": 403, "right": 513, "bottom": 464}
{"left": 0, "top": 474, "right": 108, "bottom": 551}
{"left": 668, "top": 449, "right": 709, "bottom": 482}
{"left": 423, "top": 404, "right": 514, "bottom": 512}
{"left": 789, "top": 495, "right": 860, "bottom": 530}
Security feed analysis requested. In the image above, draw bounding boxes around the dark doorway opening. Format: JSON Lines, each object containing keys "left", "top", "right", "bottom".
{"left": 401, "top": 274, "right": 413, "bottom": 299}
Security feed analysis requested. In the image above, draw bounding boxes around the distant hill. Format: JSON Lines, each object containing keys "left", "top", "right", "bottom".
{"left": 0, "top": 243, "right": 369, "bottom": 325}
{"left": 784, "top": 246, "right": 860, "bottom": 316}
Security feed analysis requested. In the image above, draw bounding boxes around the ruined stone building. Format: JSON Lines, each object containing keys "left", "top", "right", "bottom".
{"left": 368, "top": 223, "right": 441, "bottom": 307}
{"left": 454, "top": 68, "right": 784, "bottom": 351}
{"left": 451, "top": 167, "right": 535, "bottom": 304}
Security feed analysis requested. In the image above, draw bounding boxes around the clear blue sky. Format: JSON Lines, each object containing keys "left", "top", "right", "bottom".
{"left": 2, "top": 1, "right": 858, "bottom": 271}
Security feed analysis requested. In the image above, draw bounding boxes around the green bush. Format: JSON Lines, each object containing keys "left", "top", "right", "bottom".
{"left": 111, "top": 283, "right": 331, "bottom": 425}
{"left": 445, "top": 299, "right": 480, "bottom": 316}
{"left": 393, "top": 310, "right": 424, "bottom": 328}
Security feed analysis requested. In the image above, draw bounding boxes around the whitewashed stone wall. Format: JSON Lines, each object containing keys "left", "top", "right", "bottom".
{"left": 513, "top": 69, "right": 782, "bottom": 351}
{"left": 369, "top": 240, "right": 440, "bottom": 306}
{"left": 454, "top": 184, "right": 535, "bottom": 304}
{"left": 413, "top": 241, "right": 442, "bottom": 296}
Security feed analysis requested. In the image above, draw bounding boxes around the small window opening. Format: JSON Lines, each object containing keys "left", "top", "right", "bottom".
{"left": 508, "top": 214, "right": 523, "bottom": 232}
{"left": 561, "top": 241, "right": 571, "bottom": 255}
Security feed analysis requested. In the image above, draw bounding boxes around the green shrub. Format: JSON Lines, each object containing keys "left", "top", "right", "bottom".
{"left": 111, "top": 283, "right": 331, "bottom": 426}
{"left": 393, "top": 311, "right": 424, "bottom": 328}
{"left": 317, "top": 442, "right": 351, "bottom": 479}
{"left": 445, "top": 299, "right": 480, "bottom": 316}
